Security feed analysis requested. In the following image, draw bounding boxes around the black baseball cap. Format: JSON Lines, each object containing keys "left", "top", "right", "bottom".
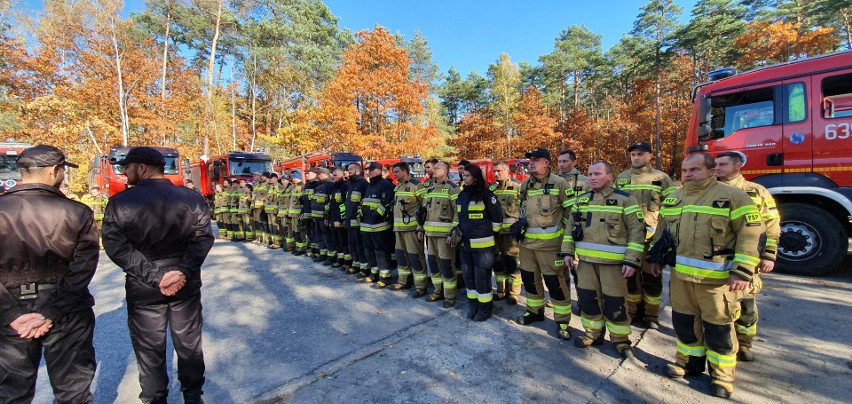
{"left": 627, "top": 141, "right": 652, "bottom": 153}
{"left": 114, "top": 147, "right": 166, "bottom": 167}
{"left": 366, "top": 162, "right": 382, "bottom": 171}
{"left": 525, "top": 148, "right": 551, "bottom": 161}
{"left": 17, "top": 145, "right": 79, "bottom": 169}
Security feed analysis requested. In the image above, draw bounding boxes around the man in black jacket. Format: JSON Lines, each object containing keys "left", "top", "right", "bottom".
{"left": 0, "top": 145, "right": 99, "bottom": 403}
{"left": 102, "top": 147, "right": 214, "bottom": 404}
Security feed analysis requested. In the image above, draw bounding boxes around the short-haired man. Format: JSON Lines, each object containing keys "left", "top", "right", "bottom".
{"left": 390, "top": 162, "right": 427, "bottom": 293}
{"left": 103, "top": 147, "right": 214, "bottom": 403}
{"left": 419, "top": 161, "right": 460, "bottom": 306}
{"left": 490, "top": 160, "right": 522, "bottom": 303}
{"left": 81, "top": 185, "right": 109, "bottom": 248}
{"left": 0, "top": 145, "right": 98, "bottom": 403}
{"left": 715, "top": 151, "right": 780, "bottom": 362}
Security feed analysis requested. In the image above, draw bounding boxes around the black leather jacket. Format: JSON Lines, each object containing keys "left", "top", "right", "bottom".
{"left": 102, "top": 179, "right": 214, "bottom": 299}
{"left": 0, "top": 183, "right": 99, "bottom": 325}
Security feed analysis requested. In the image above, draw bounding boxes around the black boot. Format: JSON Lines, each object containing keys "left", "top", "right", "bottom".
{"left": 474, "top": 301, "right": 492, "bottom": 322}
{"left": 518, "top": 309, "right": 544, "bottom": 325}
{"left": 466, "top": 298, "right": 479, "bottom": 320}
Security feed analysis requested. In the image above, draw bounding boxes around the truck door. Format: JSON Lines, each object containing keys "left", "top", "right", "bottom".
{"left": 811, "top": 71, "right": 852, "bottom": 186}
{"left": 781, "top": 80, "right": 813, "bottom": 178}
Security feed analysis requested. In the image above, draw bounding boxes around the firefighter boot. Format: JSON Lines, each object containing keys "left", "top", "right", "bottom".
{"left": 466, "top": 298, "right": 479, "bottom": 320}
{"left": 474, "top": 301, "right": 492, "bottom": 322}
{"left": 518, "top": 309, "right": 544, "bottom": 325}
{"left": 574, "top": 334, "right": 605, "bottom": 348}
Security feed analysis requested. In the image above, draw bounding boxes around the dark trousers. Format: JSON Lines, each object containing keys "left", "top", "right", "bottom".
{"left": 127, "top": 279, "right": 205, "bottom": 403}
{"left": 363, "top": 230, "right": 394, "bottom": 276}
{"left": 347, "top": 228, "right": 365, "bottom": 268}
{"left": 331, "top": 226, "right": 348, "bottom": 260}
{"left": 461, "top": 248, "right": 496, "bottom": 296}
{"left": 0, "top": 304, "right": 95, "bottom": 404}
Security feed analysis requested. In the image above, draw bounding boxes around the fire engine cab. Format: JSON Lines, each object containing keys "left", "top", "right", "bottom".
{"left": 0, "top": 142, "right": 32, "bottom": 191}
{"left": 89, "top": 146, "right": 184, "bottom": 196}
{"left": 189, "top": 151, "right": 274, "bottom": 198}
{"left": 686, "top": 51, "right": 852, "bottom": 276}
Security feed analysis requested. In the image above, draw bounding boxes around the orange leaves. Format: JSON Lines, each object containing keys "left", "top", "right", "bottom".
{"left": 735, "top": 21, "right": 839, "bottom": 69}
{"left": 513, "top": 87, "right": 558, "bottom": 155}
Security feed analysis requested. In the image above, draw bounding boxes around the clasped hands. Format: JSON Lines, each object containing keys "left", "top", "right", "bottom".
{"left": 160, "top": 270, "right": 187, "bottom": 296}
{"left": 11, "top": 313, "right": 52, "bottom": 339}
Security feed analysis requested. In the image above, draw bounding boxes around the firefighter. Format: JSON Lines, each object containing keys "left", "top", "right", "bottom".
{"left": 287, "top": 171, "right": 306, "bottom": 255}
{"left": 651, "top": 152, "right": 764, "bottom": 399}
{"left": 252, "top": 173, "right": 269, "bottom": 245}
{"left": 214, "top": 182, "right": 229, "bottom": 239}
{"left": 558, "top": 149, "right": 590, "bottom": 306}
{"left": 301, "top": 169, "right": 319, "bottom": 257}
{"left": 227, "top": 179, "right": 243, "bottom": 241}
{"left": 564, "top": 161, "right": 645, "bottom": 358}
{"left": 456, "top": 164, "right": 503, "bottom": 321}
{"left": 239, "top": 184, "right": 254, "bottom": 240}
{"left": 715, "top": 151, "right": 780, "bottom": 362}
{"left": 490, "top": 161, "right": 522, "bottom": 304}
{"left": 512, "top": 148, "right": 574, "bottom": 339}
{"left": 422, "top": 158, "right": 438, "bottom": 188}
{"left": 419, "top": 161, "right": 460, "bottom": 307}
{"left": 390, "top": 162, "right": 427, "bottom": 294}
{"left": 80, "top": 185, "right": 108, "bottom": 248}
{"left": 345, "top": 163, "right": 369, "bottom": 276}
{"left": 60, "top": 182, "right": 80, "bottom": 201}
{"left": 265, "top": 173, "right": 282, "bottom": 249}
{"left": 328, "top": 168, "right": 349, "bottom": 268}
{"left": 359, "top": 162, "right": 395, "bottom": 286}
{"left": 615, "top": 141, "right": 676, "bottom": 330}
{"left": 277, "top": 174, "right": 292, "bottom": 251}
{"left": 312, "top": 168, "right": 335, "bottom": 264}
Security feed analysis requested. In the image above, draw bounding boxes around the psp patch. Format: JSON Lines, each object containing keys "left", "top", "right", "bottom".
{"left": 745, "top": 213, "right": 761, "bottom": 223}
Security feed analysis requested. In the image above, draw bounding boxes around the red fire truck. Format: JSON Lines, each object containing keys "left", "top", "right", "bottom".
{"left": 0, "top": 142, "right": 32, "bottom": 191}
{"left": 189, "top": 151, "right": 274, "bottom": 198}
{"left": 279, "top": 152, "right": 364, "bottom": 174}
{"left": 686, "top": 50, "right": 852, "bottom": 276}
{"left": 89, "top": 146, "right": 184, "bottom": 196}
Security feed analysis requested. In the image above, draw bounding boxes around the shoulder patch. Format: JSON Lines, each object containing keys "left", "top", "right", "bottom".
{"left": 489, "top": 184, "right": 497, "bottom": 191}
{"left": 713, "top": 200, "right": 730, "bottom": 209}
{"left": 663, "top": 197, "right": 679, "bottom": 205}
{"left": 652, "top": 180, "right": 662, "bottom": 186}
{"left": 612, "top": 189, "right": 630, "bottom": 197}
{"left": 491, "top": 196, "right": 498, "bottom": 205}
{"left": 606, "top": 199, "right": 618, "bottom": 206}
{"left": 616, "top": 178, "right": 630, "bottom": 186}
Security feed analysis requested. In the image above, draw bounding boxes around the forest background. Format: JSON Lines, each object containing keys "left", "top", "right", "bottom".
{"left": 0, "top": 0, "right": 848, "bottom": 192}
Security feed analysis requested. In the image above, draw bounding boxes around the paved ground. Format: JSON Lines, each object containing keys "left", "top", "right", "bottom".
{"left": 32, "top": 231, "right": 852, "bottom": 403}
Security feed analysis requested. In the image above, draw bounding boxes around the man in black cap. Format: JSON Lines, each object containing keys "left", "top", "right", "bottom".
{"left": 0, "top": 145, "right": 99, "bottom": 403}
{"left": 359, "top": 162, "right": 396, "bottom": 286}
{"left": 614, "top": 141, "right": 675, "bottom": 330}
{"left": 102, "top": 147, "right": 214, "bottom": 404}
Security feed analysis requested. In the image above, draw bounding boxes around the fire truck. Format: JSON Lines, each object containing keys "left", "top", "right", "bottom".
{"left": 279, "top": 152, "right": 364, "bottom": 174}
{"left": 89, "top": 146, "right": 185, "bottom": 197}
{"left": 371, "top": 156, "right": 426, "bottom": 184}
{"left": 0, "top": 142, "right": 32, "bottom": 191}
{"left": 189, "top": 151, "right": 274, "bottom": 198}
{"left": 686, "top": 51, "right": 852, "bottom": 276}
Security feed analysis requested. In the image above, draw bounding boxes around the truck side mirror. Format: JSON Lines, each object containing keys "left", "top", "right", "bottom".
{"left": 212, "top": 166, "right": 220, "bottom": 181}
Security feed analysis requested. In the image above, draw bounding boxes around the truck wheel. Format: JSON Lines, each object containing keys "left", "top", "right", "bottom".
{"left": 776, "top": 203, "right": 847, "bottom": 276}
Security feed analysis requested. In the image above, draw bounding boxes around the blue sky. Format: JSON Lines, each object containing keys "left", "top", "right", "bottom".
{"left": 20, "top": 0, "right": 697, "bottom": 78}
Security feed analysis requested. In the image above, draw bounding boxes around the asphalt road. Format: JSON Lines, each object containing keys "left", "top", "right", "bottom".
{"left": 32, "top": 234, "right": 852, "bottom": 403}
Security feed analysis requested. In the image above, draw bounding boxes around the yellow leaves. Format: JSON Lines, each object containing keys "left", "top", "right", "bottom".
{"left": 735, "top": 21, "right": 839, "bottom": 69}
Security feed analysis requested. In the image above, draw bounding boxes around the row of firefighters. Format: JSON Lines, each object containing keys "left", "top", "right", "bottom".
{"left": 211, "top": 142, "right": 779, "bottom": 399}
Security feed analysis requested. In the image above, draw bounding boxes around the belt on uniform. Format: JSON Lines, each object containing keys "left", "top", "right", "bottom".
{"left": 9, "top": 283, "right": 57, "bottom": 300}
{"left": 152, "top": 257, "right": 182, "bottom": 268}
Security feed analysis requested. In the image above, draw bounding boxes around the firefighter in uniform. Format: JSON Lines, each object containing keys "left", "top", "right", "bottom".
{"left": 252, "top": 173, "right": 269, "bottom": 245}
{"left": 328, "top": 168, "right": 349, "bottom": 268}
{"left": 81, "top": 185, "right": 108, "bottom": 248}
{"left": 301, "top": 169, "right": 320, "bottom": 257}
{"left": 558, "top": 149, "right": 590, "bottom": 302}
{"left": 239, "top": 184, "right": 254, "bottom": 241}
{"left": 345, "top": 163, "right": 369, "bottom": 276}
{"left": 265, "top": 173, "right": 282, "bottom": 249}
{"left": 229, "top": 179, "right": 245, "bottom": 241}
{"left": 456, "top": 164, "right": 503, "bottom": 321}
{"left": 359, "top": 162, "right": 395, "bottom": 286}
{"left": 420, "top": 161, "right": 460, "bottom": 307}
{"left": 214, "top": 182, "right": 229, "bottom": 239}
{"left": 287, "top": 172, "right": 306, "bottom": 255}
{"left": 615, "top": 141, "right": 676, "bottom": 329}
{"left": 60, "top": 182, "right": 80, "bottom": 201}
{"left": 651, "top": 152, "right": 764, "bottom": 399}
{"left": 715, "top": 151, "right": 780, "bottom": 362}
{"left": 564, "top": 161, "right": 645, "bottom": 358}
{"left": 512, "top": 148, "right": 574, "bottom": 339}
{"left": 310, "top": 168, "right": 334, "bottom": 263}
{"left": 490, "top": 161, "right": 522, "bottom": 304}
{"left": 389, "top": 162, "right": 427, "bottom": 294}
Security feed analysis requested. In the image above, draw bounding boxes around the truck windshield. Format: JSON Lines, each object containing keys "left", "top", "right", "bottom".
{"left": 409, "top": 163, "right": 426, "bottom": 178}
{"left": 164, "top": 157, "right": 180, "bottom": 175}
{"left": 334, "top": 159, "right": 362, "bottom": 171}
{"left": 0, "top": 155, "right": 21, "bottom": 181}
{"left": 702, "top": 88, "right": 775, "bottom": 141}
{"left": 229, "top": 159, "right": 272, "bottom": 176}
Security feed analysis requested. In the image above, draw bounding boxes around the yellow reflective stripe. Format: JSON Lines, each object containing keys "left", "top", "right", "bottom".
{"left": 675, "top": 264, "right": 730, "bottom": 279}
{"left": 606, "top": 321, "right": 632, "bottom": 335}
{"left": 626, "top": 242, "right": 644, "bottom": 252}
{"left": 621, "top": 184, "right": 662, "bottom": 192}
{"left": 707, "top": 350, "right": 736, "bottom": 367}
{"left": 644, "top": 294, "right": 662, "bottom": 305}
{"left": 468, "top": 213, "right": 484, "bottom": 219}
{"left": 525, "top": 228, "right": 564, "bottom": 240}
{"left": 736, "top": 323, "right": 757, "bottom": 335}
{"left": 677, "top": 339, "right": 706, "bottom": 357}
{"left": 575, "top": 241, "right": 627, "bottom": 261}
{"left": 526, "top": 298, "right": 545, "bottom": 308}
{"left": 469, "top": 236, "right": 495, "bottom": 248}
{"left": 563, "top": 235, "right": 574, "bottom": 243}
{"left": 424, "top": 221, "right": 452, "bottom": 233}
{"left": 581, "top": 315, "right": 604, "bottom": 330}
{"left": 494, "top": 190, "right": 518, "bottom": 196}
{"left": 623, "top": 205, "right": 641, "bottom": 215}
{"left": 478, "top": 292, "right": 493, "bottom": 303}
{"left": 734, "top": 253, "right": 760, "bottom": 267}
{"left": 426, "top": 193, "right": 449, "bottom": 199}
{"left": 763, "top": 211, "right": 780, "bottom": 220}
{"left": 467, "top": 291, "right": 478, "bottom": 299}
{"left": 765, "top": 239, "right": 778, "bottom": 247}
{"left": 360, "top": 222, "right": 391, "bottom": 232}
{"left": 731, "top": 204, "right": 759, "bottom": 220}
{"left": 396, "top": 191, "right": 415, "bottom": 197}
{"left": 578, "top": 205, "right": 624, "bottom": 214}
{"left": 552, "top": 304, "right": 571, "bottom": 315}
{"left": 492, "top": 222, "right": 502, "bottom": 232}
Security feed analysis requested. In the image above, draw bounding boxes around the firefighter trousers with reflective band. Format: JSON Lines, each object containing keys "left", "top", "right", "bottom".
{"left": 289, "top": 216, "right": 305, "bottom": 251}
{"left": 494, "top": 234, "right": 521, "bottom": 299}
{"left": 576, "top": 261, "right": 631, "bottom": 344}
{"left": 736, "top": 273, "right": 762, "bottom": 348}
{"left": 395, "top": 231, "right": 427, "bottom": 290}
{"left": 314, "top": 218, "right": 332, "bottom": 260}
{"left": 519, "top": 246, "right": 572, "bottom": 324}
{"left": 331, "top": 226, "right": 349, "bottom": 264}
{"left": 670, "top": 275, "right": 742, "bottom": 390}
{"left": 347, "top": 228, "right": 366, "bottom": 272}
{"left": 426, "top": 236, "right": 456, "bottom": 300}
{"left": 127, "top": 278, "right": 205, "bottom": 404}
{"left": 626, "top": 245, "right": 663, "bottom": 322}
{"left": 231, "top": 213, "right": 244, "bottom": 239}
{"left": 242, "top": 214, "right": 254, "bottom": 240}
{"left": 0, "top": 304, "right": 95, "bottom": 404}
{"left": 364, "top": 229, "right": 394, "bottom": 279}
{"left": 461, "top": 248, "right": 496, "bottom": 303}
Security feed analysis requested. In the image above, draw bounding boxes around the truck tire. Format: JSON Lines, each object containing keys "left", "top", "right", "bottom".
{"left": 776, "top": 203, "right": 847, "bottom": 276}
